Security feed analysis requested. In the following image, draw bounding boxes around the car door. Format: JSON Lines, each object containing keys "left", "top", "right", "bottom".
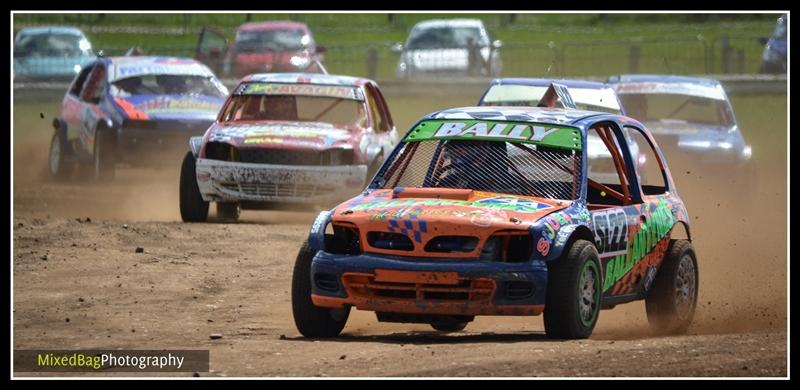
{"left": 76, "top": 63, "right": 108, "bottom": 157}
{"left": 363, "top": 83, "right": 399, "bottom": 166}
{"left": 195, "top": 27, "right": 229, "bottom": 77}
{"left": 583, "top": 121, "right": 649, "bottom": 301}
{"left": 613, "top": 124, "right": 678, "bottom": 298}
{"left": 61, "top": 63, "right": 95, "bottom": 160}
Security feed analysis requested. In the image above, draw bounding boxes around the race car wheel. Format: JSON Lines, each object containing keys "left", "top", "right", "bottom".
{"left": 179, "top": 152, "right": 209, "bottom": 222}
{"left": 292, "top": 240, "right": 350, "bottom": 338}
{"left": 93, "top": 128, "right": 116, "bottom": 182}
{"left": 48, "top": 130, "right": 73, "bottom": 180}
{"left": 216, "top": 202, "right": 241, "bottom": 223}
{"left": 544, "top": 239, "right": 602, "bottom": 339}
{"left": 430, "top": 320, "right": 468, "bottom": 332}
{"left": 645, "top": 239, "right": 698, "bottom": 335}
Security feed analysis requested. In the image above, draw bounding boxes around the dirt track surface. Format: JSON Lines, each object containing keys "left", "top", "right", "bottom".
{"left": 13, "top": 129, "right": 787, "bottom": 377}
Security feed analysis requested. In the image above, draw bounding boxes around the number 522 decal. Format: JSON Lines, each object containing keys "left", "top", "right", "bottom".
{"left": 593, "top": 209, "right": 628, "bottom": 255}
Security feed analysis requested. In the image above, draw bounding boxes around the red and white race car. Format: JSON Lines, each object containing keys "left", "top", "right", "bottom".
{"left": 179, "top": 73, "right": 400, "bottom": 222}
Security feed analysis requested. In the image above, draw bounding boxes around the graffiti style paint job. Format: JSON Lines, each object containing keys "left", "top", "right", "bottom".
{"left": 331, "top": 188, "right": 567, "bottom": 259}
{"left": 304, "top": 105, "right": 693, "bottom": 321}
{"left": 108, "top": 56, "right": 215, "bottom": 81}
{"left": 600, "top": 198, "right": 676, "bottom": 295}
{"left": 237, "top": 82, "right": 364, "bottom": 101}
{"left": 193, "top": 73, "right": 400, "bottom": 206}
{"left": 205, "top": 122, "right": 353, "bottom": 149}
{"left": 53, "top": 56, "right": 226, "bottom": 167}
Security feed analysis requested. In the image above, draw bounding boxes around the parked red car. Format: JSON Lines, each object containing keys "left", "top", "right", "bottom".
{"left": 195, "top": 21, "right": 326, "bottom": 78}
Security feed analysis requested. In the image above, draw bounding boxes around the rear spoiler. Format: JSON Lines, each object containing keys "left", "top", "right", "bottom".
{"left": 537, "top": 82, "right": 577, "bottom": 109}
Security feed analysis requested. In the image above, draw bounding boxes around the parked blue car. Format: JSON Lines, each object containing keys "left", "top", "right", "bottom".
{"left": 759, "top": 14, "right": 787, "bottom": 74}
{"left": 13, "top": 26, "right": 97, "bottom": 81}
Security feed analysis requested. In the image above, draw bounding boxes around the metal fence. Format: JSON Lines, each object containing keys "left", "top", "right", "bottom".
{"left": 13, "top": 35, "right": 777, "bottom": 84}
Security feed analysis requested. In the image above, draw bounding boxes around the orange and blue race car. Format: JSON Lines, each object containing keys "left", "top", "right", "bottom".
{"left": 292, "top": 105, "right": 698, "bottom": 339}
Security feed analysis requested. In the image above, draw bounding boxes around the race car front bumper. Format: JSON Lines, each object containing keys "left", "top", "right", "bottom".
{"left": 195, "top": 158, "right": 368, "bottom": 205}
{"left": 115, "top": 119, "right": 213, "bottom": 166}
{"left": 310, "top": 251, "right": 548, "bottom": 316}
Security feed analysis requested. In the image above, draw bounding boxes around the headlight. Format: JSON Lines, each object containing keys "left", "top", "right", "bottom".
{"left": 73, "top": 64, "right": 82, "bottom": 73}
{"left": 290, "top": 56, "right": 310, "bottom": 68}
{"left": 741, "top": 145, "right": 753, "bottom": 160}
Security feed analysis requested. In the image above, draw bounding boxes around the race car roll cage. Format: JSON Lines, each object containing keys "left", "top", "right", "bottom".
{"left": 372, "top": 116, "right": 671, "bottom": 209}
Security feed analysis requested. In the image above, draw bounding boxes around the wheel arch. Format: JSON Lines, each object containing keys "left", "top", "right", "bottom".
{"left": 307, "top": 210, "right": 333, "bottom": 252}
{"left": 670, "top": 220, "right": 692, "bottom": 241}
{"left": 544, "top": 224, "right": 596, "bottom": 262}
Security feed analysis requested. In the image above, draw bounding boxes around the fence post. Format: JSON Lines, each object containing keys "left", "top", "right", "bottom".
{"left": 629, "top": 45, "right": 641, "bottom": 73}
{"left": 501, "top": 14, "right": 516, "bottom": 27}
{"left": 366, "top": 47, "right": 378, "bottom": 80}
{"left": 737, "top": 48, "right": 745, "bottom": 74}
{"left": 557, "top": 45, "right": 566, "bottom": 78}
{"left": 721, "top": 36, "right": 732, "bottom": 74}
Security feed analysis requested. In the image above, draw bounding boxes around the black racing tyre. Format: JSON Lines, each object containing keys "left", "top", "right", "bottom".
{"left": 48, "top": 130, "right": 73, "bottom": 180}
{"left": 645, "top": 239, "right": 698, "bottom": 335}
{"left": 93, "top": 128, "right": 116, "bottom": 182}
{"left": 179, "top": 152, "right": 209, "bottom": 223}
{"left": 292, "top": 240, "right": 350, "bottom": 338}
{"left": 430, "top": 320, "right": 468, "bottom": 332}
{"left": 544, "top": 239, "right": 602, "bottom": 339}
{"left": 216, "top": 202, "right": 241, "bottom": 223}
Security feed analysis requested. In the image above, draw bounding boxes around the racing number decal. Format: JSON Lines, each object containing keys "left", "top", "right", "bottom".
{"left": 593, "top": 209, "right": 628, "bottom": 255}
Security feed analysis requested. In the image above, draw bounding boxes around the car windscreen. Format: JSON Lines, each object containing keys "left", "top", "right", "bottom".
{"left": 235, "top": 29, "right": 311, "bottom": 53}
{"left": 482, "top": 85, "right": 622, "bottom": 114}
{"left": 219, "top": 95, "right": 367, "bottom": 127}
{"left": 618, "top": 93, "right": 734, "bottom": 127}
{"left": 376, "top": 140, "right": 582, "bottom": 201}
{"left": 14, "top": 33, "right": 92, "bottom": 57}
{"left": 111, "top": 75, "right": 228, "bottom": 97}
{"left": 406, "top": 27, "right": 489, "bottom": 50}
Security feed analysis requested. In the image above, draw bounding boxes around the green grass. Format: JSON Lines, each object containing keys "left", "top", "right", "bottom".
{"left": 13, "top": 13, "right": 780, "bottom": 78}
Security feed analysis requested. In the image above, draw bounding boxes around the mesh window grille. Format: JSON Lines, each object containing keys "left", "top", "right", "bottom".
{"left": 378, "top": 140, "right": 581, "bottom": 200}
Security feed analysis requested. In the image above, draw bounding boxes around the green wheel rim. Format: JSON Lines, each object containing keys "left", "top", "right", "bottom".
{"left": 578, "top": 260, "right": 600, "bottom": 327}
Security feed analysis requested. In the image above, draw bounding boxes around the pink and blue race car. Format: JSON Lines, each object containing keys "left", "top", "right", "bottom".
{"left": 48, "top": 56, "right": 228, "bottom": 181}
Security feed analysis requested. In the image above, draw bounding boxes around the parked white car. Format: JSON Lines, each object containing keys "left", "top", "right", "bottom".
{"left": 391, "top": 19, "right": 502, "bottom": 79}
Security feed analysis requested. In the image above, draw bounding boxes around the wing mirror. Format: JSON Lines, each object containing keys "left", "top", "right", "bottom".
{"left": 390, "top": 42, "right": 404, "bottom": 54}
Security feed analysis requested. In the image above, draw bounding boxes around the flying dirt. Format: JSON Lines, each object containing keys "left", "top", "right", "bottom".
{"left": 12, "top": 94, "right": 787, "bottom": 377}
